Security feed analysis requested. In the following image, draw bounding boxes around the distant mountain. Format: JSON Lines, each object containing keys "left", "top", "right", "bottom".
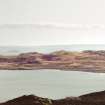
{"left": 1, "top": 91, "right": 105, "bottom": 105}
{"left": 0, "top": 50, "right": 105, "bottom": 72}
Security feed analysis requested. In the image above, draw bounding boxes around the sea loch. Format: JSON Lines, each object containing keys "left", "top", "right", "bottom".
{"left": 0, "top": 70, "right": 105, "bottom": 102}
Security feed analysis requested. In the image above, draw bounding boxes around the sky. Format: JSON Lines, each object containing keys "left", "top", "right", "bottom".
{"left": 0, "top": 0, "right": 105, "bottom": 46}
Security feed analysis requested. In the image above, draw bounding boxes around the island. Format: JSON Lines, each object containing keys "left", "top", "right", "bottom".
{"left": 0, "top": 50, "right": 105, "bottom": 72}
{"left": 1, "top": 90, "right": 105, "bottom": 105}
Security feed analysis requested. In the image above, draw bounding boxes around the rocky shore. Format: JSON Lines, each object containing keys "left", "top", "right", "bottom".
{"left": 0, "top": 50, "right": 105, "bottom": 72}
{"left": 1, "top": 90, "right": 105, "bottom": 105}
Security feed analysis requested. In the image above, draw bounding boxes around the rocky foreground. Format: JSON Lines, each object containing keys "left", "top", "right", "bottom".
{"left": 1, "top": 91, "right": 105, "bottom": 105}
{"left": 1, "top": 50, "right": 105, "bottom": 72}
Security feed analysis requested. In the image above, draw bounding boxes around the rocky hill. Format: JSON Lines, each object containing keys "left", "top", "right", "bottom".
{"left": 0, "top": 50, "right": 105, "bottom": 72}
{"left": 1, "top": 91, "right": 105, "bottom": 105}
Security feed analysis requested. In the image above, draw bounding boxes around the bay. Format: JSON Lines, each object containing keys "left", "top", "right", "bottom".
{"left": 0, "top": 70, "right": 105, "bottom": 102}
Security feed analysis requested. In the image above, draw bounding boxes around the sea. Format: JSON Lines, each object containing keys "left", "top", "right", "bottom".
{"left": 0, "top": 70, "right": 105, "bottom": 102}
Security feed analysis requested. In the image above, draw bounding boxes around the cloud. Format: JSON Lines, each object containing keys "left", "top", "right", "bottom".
{"left": 0, "top": 23, "right": 104, "bottom": 30}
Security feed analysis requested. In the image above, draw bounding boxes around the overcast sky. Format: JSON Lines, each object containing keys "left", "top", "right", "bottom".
{"left": 0, "top": 0, "right": 105, "bottom": 46}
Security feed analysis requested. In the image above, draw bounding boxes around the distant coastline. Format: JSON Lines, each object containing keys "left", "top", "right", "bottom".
{"left": 0, "top": 50, "right": 105, "bottom": 73}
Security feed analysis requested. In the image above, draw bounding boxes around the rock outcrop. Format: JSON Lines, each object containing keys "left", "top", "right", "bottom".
{"left": 1, "top": 91, "right": 105, "bottom": 105}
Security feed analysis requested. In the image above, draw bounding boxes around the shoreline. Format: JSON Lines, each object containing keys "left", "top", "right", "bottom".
{"left": 0, "top": 68, "right": 105, "bottom": 73}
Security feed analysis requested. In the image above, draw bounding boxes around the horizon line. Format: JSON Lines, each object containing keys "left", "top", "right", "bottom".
{"left": 0, "top": 23, "right": 104, "bottom": 30}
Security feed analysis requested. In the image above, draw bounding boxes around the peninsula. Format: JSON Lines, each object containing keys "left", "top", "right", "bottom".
{"left": 0, "top": 50, "right": 105, "bottom": 72}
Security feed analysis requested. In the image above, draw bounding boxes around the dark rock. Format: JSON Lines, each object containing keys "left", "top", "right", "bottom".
{"left": 1, "top": 91, "right": 105, "bottom": 105}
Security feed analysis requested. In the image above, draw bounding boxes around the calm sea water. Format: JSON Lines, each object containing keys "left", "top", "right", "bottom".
{"left": 0, "top": 70, "right": 105, "bottom": 102}
{"left": 0, "top": 45, "right": 105, "bottom": 55}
